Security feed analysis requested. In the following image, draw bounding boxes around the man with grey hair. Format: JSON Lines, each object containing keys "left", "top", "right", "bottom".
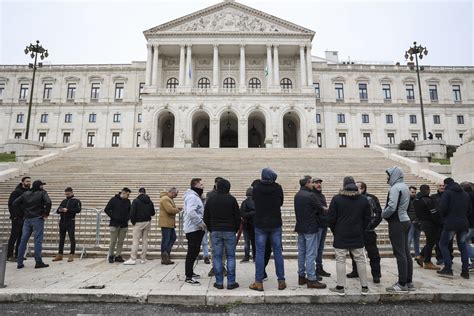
{"left": 159, "top": 186, "right": 181, "bottom": 265}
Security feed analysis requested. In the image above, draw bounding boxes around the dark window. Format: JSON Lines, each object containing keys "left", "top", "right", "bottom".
{"left": 115, "top": 82, "right": 124, "bottom": 100}
{"left": 19, "top": 84, "right": 29, "bottom": 100}
{"left": 87, "top": 132, "right": 95, "bottom": 147}
{"left": 136, "top": 132, "right": 141, "bottom": 148}
{"left": 317, "top": 132, "right": 322, "bottom": 148}
{"left": 358, "top": 83, "right": 368, "bottom": 100}
{"left": 362, "top": 114, "right": 369, "bottom": 124}
{"left": 412, "top": 133, "right": 419, "bottom": 142}
{"left": 406, "top": 84, "right": 415, "bottom": 100}
{"left": 388, "top": 133, "right": 395, "bottom": 144}
{"left": 452, "top": 85, "right": 461, "bottom": 101}
{"left": 223, "top": 77, "right": 236, "bottom": 89}
{"left": 113, "top": 113, "right": 121, "bottom": 123}
{"left": 338, "top": 133, "right": 347, "bottom": 148}
{"left": 248, "top": 77, "right": 261, "bottom": 89}
{"left": 313, "top": 83, "right": 320, "bottom": 98}
{"left": 335, "top": 83, "right": 344, "bottom": 100}
{"left": 409, "top": 115, "right": 417, "bottom": 124}
{"left": 111, "top": 132, "right": 120, "bottom": 147}
{"left": 138, "top": 113, "right": 142, "bottom": 123}
{"left": 316, "top": 113, "right": 321, "bottom": 124}
{"left": 64, "top": 113, "right": 72, "bottom": 123}
{"left": 43, "top": 83, "right": 53, "bottom": 100}
{"left": 0, "top": 83, "right": 5, "bottom": 99}
{"left": 457, "top": 115, "right": 464, "bottom": 124}
{"left": 14, "top": 132, "right": 22, "bottom": 139}
{"left": 16, "top": 113, "right": 24, "bottom": 123}
{"left": 90, "top": 83, "right": 100, "bottom": 100}
{"left": 197, "top": 77, "right": 211, "bottom": 89}
{"left": 67, "top": 83, "right": 76, "bottom": 100}
{"left": 166, "top": 78, "right": 179, "bottom": 90}
{"left": 386, "top": 114, "right": 393, "bottom": 124}
{"left": 280, "top": 78, "right": 292, "bottom": 90}
{"left": 429, "top": 85, "right": 438, "bottom": 101}
{"left": 63, "top": 132, "right": 71, "bottom": 143}
{"left": 382, "top": 84, "right": 391, "bottom": 100}
{"left": 38, "top": 132, "right": 46, "bottom": 142}
{"left": 363, "top": 133, "right": 371, "bottom": 148}
{"left": 433, "top": 115, "right": 441, "bottom": 124}
{"left": 89, "top": 113, "right": 96, "bottom": 123}
{"left": 435, "top": 133, "right": 443, "bottom": 140}
{"left": 139, "top": 82, "right": 145, "bottom": 99}
{"left": 337, "top": 113, "right": 345, "bottom": 124}
{"left": 40, "top": 114, "right": 48, "bottom": 123}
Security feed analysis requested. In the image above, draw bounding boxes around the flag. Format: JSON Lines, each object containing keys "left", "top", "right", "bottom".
{"left": 264, "top": 66, "right": 268, "bottom": 77}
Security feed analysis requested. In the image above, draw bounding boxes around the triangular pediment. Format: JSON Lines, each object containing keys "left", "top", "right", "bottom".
{"left": 144, "top": 0, "right": 314, "bottom": 37}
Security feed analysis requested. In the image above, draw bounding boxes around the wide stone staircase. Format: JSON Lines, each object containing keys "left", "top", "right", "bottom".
{"left": 0, "top": 148, "right": 434, "bottom": 259}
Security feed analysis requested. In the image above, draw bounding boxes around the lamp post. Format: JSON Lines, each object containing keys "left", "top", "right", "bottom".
{"left": 24, "top": 40, "right": 49, "bottom": 140}
{"left": 405, "top": 42, "right": 428, "bottom": 140}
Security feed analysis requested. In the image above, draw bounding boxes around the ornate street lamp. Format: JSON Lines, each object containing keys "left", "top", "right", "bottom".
{"left": 24, "top": 40, "right": 49, "bottom": 140}
{"left": 405, "top": 42, "right": 428, "bottom": 140}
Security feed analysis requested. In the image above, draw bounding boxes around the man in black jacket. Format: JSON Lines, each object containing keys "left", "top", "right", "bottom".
{"left": 431, "top": 183, "right": 449, "bottom": 265}
{"left": 414, "top": 184, "right": 442, "bottom": 270}
{"left": 328, "top": 176, "right": 371, "bottom": 296}
{"left": 13, "top": 180, "right": 51, "bottom": 269}
{"left": 294, "top": 176, "right": 326, "bottom": 289}
{"left": 204, "top": 179, "right": 241, "bottom": 290}
{"left": 52, "top": 187, "right": 82, "bottom": 263}
{"left": 249, "top": 168, "right": 286, "bottom": 292}
{"left": 437, "top": 178, "right": 472, "bottom": 279}
{"left": 240, "top": 186, "right": 255, "bottom": 262}
{"left": 312, "top": 177, "right": 331, "bottom": 278}
{"left": 347, "top": 181, "right": 382, "bottom": 283}
{"left": 124, "top": 188, "right": 155, "bottom": 265}
{"left": 460, "top": 182, "right": 474, "bottom": 271}
{"left": 7, "top": 176, "right": 31, "bottom": 261}
{"left": 105, "top": 187, "right": 131, "bottom": 263}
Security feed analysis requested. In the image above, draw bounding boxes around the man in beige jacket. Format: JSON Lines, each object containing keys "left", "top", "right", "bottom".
{"left": 159, "top": 187, "right": 181, "bottom": 264}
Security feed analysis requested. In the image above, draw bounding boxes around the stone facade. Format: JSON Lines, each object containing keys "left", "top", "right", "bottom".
{"left": 0, "top": 0, "right": 473, "bottom": 149}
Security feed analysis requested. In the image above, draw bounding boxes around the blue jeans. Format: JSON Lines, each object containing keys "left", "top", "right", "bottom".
{"left": 408, "top": 223, "right": 421, "bottom": 256}
{"left": 297, "top": 231, "right": 321, "bottom": 281}
{"left": 201, "top": 230, "right": 209, "bottom": 257}
{"left": 211, "top": 231, "right": 237, "bottom": 285}
{"left": 316, "top": 227, "right": 327, "bottom": 269}
{"left": 439, "top": 229, "right": 469, "bottom": 271}
{"left": 17, "top": 217, "right": 45, "bottom": 265}
{"left": 467, "top": 228, "right": 474, "bottom": 262}
{"left": 161, "top": 227, "right": 176, "bottom": 254}
{"left": 255, "top": 226, "right": 285, "bottom": 282}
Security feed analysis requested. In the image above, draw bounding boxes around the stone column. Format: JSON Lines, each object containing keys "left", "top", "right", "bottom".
{"left": 299, "top": 45, "right": 306, "bottom": 89}
{"left": 306, "top": 45, "right": 313, "bottom": 86}
{"left": 239, "top": 44, "right": 246, "bottom": 92}
{"left": 266, "top": 45, "right": 273, "bottom": 89}
{"left": 210, "top": 118, "right": 219, "bottom": 148}
{"left": 212, "top": 44, "right": 219, "bottom": 92}
{"left": 185, "top": 44, "right": 192, "bottom": 87}
{"left": 239, "top": 119, "right": 248, "bottom": 148}
{"left": 178, "top": 44, "right": 186, "bottom": 88}
{"left": 273, "top": 45, "right": 280, "bottom": 87}
{"left": 145, "top": 44, "right": 153, "bottom": 86}
{"left": 152, "top": 44, "right": 159, "bottom": 88}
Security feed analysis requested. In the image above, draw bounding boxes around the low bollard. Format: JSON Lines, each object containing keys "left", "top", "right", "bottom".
{"left": 0, "top": 244, "right": 8, "bottom": 288}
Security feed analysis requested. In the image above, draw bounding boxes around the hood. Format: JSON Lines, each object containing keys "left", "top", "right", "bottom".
{"left": 184, "top": 188, "right": 199, "bottom": 199}
{"left": 160, "top": 191, "right": 168, "bottom": 198}
{"left": 246, "top": 187, "right": 253, "bottom": 196}
{"left": 386, "top": 166, "right": 404, "bottom": 186}
{"left": 216, "top": 179, "right": 231, "bottom": 194}
{"left": 137, "top": 194, "right": 152, "bottom": 204}
{"left": 261, "top": 168, "right": 278, "bottom": 184}
{"left": 445, "top": 182, "right": 463, "bottom": 193}
{"left": 339, "top": 182, "right": 360, "bottom": 198}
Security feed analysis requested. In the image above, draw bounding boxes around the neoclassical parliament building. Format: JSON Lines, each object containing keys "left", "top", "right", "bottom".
{"left": 0, "top": 0, "right": 472, "bottom": 149}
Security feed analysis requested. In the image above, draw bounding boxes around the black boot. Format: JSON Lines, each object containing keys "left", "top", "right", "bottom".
{"left": 35, "top": 262, "right": 49, "bottom": 269}
{"left": 108, "top": 255, "right": 115, "bottom": 263}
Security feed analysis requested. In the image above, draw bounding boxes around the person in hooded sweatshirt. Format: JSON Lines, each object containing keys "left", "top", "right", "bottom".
{"left": 436, "top": 178, "right": 472, "bottom": 279}
{"left": 240, "top": 186, "right": 256, "bottom": 263}
{"left": 124, "top": 187, "right": 155, "bottom": 265}
{"left": 382, "top": 166, "right": 412, "bottom": 292}
{"left": 328, "top": 176, "right": 371, "bottom": 296}
{"left": 13, "top": 180, "right": 52, "bottom": 269}
{"left": 204, "top": 178, "right": 241, "bottom": 290}
{"left": 159, "top": 187, "right": 181, "bottom": 265}
{"left": 104, "top": 187, "right": 131, "bottom": 264}
{"left": 52, "top": 187, "right": 82, "bottom": 263}
{"left": 183, "top": 178, "right": 206, "bottom": 286}
{"left": 249, "top": 168, "right": 286, "bottom": 292}
{"left": 7, "top": 176, "right": 31, "bottom": 262}
{"left": 460, "top": 182, "right": 474, "bottom": 271}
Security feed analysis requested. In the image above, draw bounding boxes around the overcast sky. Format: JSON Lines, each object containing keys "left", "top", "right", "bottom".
{"left": 0, "top": 0, "right": 472, "bottom": 66}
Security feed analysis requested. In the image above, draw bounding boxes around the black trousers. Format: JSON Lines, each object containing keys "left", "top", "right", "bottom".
{"left": 420, "top": 222, "right": 441, "bottom": 263}
{"left": 351, "top": 231, "right": 381, "bottom": 278}
{"left": 185, "top": 230, "right": 205, "bottom": 278}
{"left": 59, "top": 220, "right": 76, "bottom": 254}
{"left": 264, "top": 238, "right": 272, "bottom": 270}
{"left": 7, "top": 217, "right": 24, "bottom": 258}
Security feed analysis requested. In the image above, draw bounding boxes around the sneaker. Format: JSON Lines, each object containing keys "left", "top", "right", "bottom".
{"left": 346, "top": 271, "right": 359, "bottom": 278}
{"left": 192, "top": 273, "right": 200, "bottom": 279}
{"left": 240, "top": 257, "right": 250, "bottom": 263}
{"left": 114, "top": 256, "right": 125, "bottom": 263}
{"left": 317, "top": 268, "right": 331, "bottom": 277}
{"left": 204, "top": 257, "right": 210, "bottom": 265}
{"left": 123, "top": 259, "right": 136, "bottom": 265}
{"left": 227, "top": 282, "right": 240, "bottom": 290}
{"left": 329, "top": 286, "right": 345, "bottom": 296}
{"left": 407, "top": 282, "right": 415, "bottom": 291}
{"left": 139, "top": 259, "right": 147, "bottom": 264}
{"left": 17, "top": 263, "right": 24, "bottom": 269}
{"left": 361, "top": 286, "right": 369, "bottom": 295}
{"left": 35, "top": 262, "right": 49, "bottom": 269}
{"left": 213, "top": 283, "right": 224, "bottom": 289}
{"left": 185, "top": 278, "right": 201, "bottom": 286}
{"left": 108, "top": 255, "right": 115, "bottom": 264}
{"left": 437, "top": 268, "right": 454, "bottom": 279}
{"left": 461, "top": 270, "right": 470, "bottom": 279}
{"left": 208, "top": 268, "right": 215, "bottom": 277}
{"left": 386, "top": 282, "right": 408, "bottom": 292}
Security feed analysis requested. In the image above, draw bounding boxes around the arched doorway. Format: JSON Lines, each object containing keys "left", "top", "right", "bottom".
{"left": 283, "top": 111, "right": 301, "bottom": 148}
{"left": 157, "top": 112, "right": 175, "bottom": 148}
{"left": 248, "top": 111, "right": 266, "bottom": 148}
{"left": 220, "top": 111, "right": 238, "bottom": 148}
{"left": 192, "top": 111, "right": 210, "bottom": 148}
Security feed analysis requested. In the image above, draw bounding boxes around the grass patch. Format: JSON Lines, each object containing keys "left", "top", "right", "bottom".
{"left": 431, "top": 158, "right": 450, "bottom": 165}
{"left": 0, "top": 153, "right": 15, "bottom": 162}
